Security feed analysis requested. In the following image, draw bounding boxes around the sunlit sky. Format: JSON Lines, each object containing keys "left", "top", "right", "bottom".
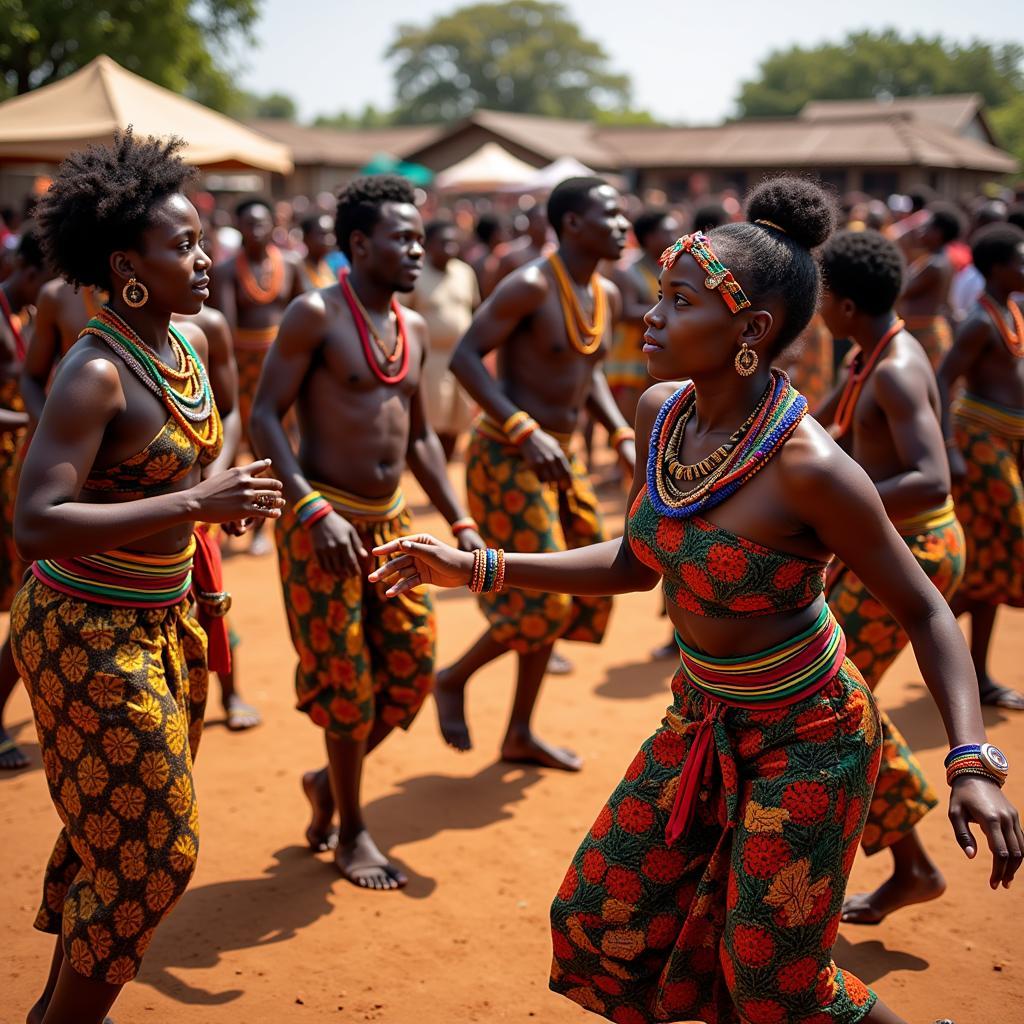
{"left": 238, "top": 0, "right": 1024, "bottom": 125}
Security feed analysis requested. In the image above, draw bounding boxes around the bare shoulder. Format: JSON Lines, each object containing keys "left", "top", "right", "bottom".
{"left": 636, "top": 380, "right": 684, "bottom": 429}
{"left": 490, "top": 257, "right": 550, "bottom": 311}
{"left": 52, "top": 341, "right": 126, "bottom": 412}
{"left": 173, "top": 318, "right": 210, "bottom": 363}
{"left": 777, "top": 415, "right": 854, "bottom": 501}
{"left": 277, "top": 288, "right": 330, "bottom": 347}
{"left": 37, "top": 277, "right": 66, "bottom": 306}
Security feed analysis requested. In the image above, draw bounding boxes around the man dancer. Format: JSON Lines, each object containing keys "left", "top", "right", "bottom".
{"left": 898, "top": 201, "right": 964, "bottom": 369}
{"left": 938, "top": 223, "right": 1024, "bottom": 710}
{"left": 209, "top": 197, "right": 305, "bottom": 553}
{"left": 0, "top": 230, "right": 48, "bottom": 769}
{"left": 438, "top": 176, "right": 635, "bottom": 771}
{"left": 301, "top": 212, "right": 338, "bottom": 289}
{"left": 251, "top": 176, "right": 483, "bottom": 888}
{"left": 401, "top": 218, "right": 479, "bottom": 459}
{"left": 817, "top": 229, "right": 964, "bottom": 923}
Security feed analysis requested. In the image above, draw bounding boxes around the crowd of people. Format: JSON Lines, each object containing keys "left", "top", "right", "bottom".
{"left": 1, "top": 129, "right": 1023, "bottom": 1024}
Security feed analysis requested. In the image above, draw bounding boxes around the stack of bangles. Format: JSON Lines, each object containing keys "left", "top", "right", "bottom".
{"left": 502, "top": 410, "right": 539, "bottom": 446}
{"left": 469, "top": 547, "right": 506, "bottom": 594}
{"left": 609, "top": 426, "right": 635, "bottom": 451}
{"left": 944, "top": 743, "right": 1010, "bottom": 787}
{"left": 451, "top": 516, "right": 479, "bottom": 539}
{"left": 295, "top": 490, "right": 333, "bottom": 529}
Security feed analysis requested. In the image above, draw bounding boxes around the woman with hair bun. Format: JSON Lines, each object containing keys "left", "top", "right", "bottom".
{"left": 372, "top": 177, "right": 1021, "bottom": 1023}
{"left": 13, "top": 130, "right": 285, "bottom": 1024}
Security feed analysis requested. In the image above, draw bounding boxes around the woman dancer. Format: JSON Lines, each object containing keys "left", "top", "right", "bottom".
{"left": 12, "top": 131, "right": 284, "bottom": 1024}
{"left": 372, "top": 178, "right": 1021, "bottom": 1023}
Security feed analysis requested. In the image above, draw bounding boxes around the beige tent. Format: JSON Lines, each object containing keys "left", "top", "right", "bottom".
{"left": 0, "top": 55, "right": 292, "bottom": 173}
{"left": 435, "top": 141, "right": 537, "bottom": 191}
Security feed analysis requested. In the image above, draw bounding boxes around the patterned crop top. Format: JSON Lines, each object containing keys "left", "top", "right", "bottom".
{"left": 82, "top": 411, "right": 223, "bottom": 501}
{"left": 627, "top": 485, "right": 828, "bottom": 618}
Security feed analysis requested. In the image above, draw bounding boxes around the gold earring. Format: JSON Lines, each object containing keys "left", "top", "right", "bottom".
{"left": 734, "top": 342, "right": 758, "bottom": 376}
{"left": 122, "top": 277, "right": 149, "bottom": 308}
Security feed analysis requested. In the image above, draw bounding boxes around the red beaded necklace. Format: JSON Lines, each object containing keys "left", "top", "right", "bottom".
{"left": 833, "top": 319, "right": 905, "bottom": 438}
{"left": 0, "top": 288, "right": 25, "bottom": 359}
{"left": 339, "top": 270, "right": 410, "bottom": 385}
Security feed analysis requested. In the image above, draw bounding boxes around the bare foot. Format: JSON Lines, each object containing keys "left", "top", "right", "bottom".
{"left": 547, "top": 650, "right": 574, "bottom": 676}
{"left": 978, "top": 676, "right": 1024, "bottom": 710}
{"left": 225, "top": 695, "right": 262, "bottom": 731}
{"left": 0, "top": 730, "right": 29, "bottom": 770}
{"left": 301, "top": 770, "right": 337, "bottom": 852}
{"left": 842, "top": 866, "right": 946, "bottom": 924}
{"left": 501, "top": 731, "right": 582, "bottom": 772}
{"left": 336, "top": 830, "right": 407, "bottom": 890}
{"left": 434, "top": 668, "right": 471, "bottom": 751}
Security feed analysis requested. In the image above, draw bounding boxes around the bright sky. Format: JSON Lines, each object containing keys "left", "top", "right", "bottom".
{"left": 239, "top": 0, "right": 1024, "bottom": 125}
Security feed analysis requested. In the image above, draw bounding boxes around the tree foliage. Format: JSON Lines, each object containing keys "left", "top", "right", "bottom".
{"left": 235, "top": 90, "right": 298, "bottom": 120}
{"left": 737, "top": 30, "right": 1024, "bottom": 118}
{"left": 0, "top": 0, "right": 260, "bottom": 111}
{"left": 314, "top": 104, "right": 395, "bottom": 130}
{"left": 386, "top": 1, "right": 632, "bottom": 124}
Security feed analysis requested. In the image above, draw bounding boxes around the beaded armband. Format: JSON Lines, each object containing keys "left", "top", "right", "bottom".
{"left": 502, "top": 410, "right": 539, "bottom": 446}
{"left": 659, "top": 232, "right": 751, "bottom": 314}
{"left": 469, "top": 548, "right": 506, "bottom": 594}
{"left": 451, "top": 517, "right": 479, "bottom": 537}
{"left": 295, "top": 490, "right": 333, "bottom": 529}
{"left": 609, "top": 426, "right": 635, "bottom": 450}
{"left": 944, "top": 743, "right": 1009, "bottom": 787}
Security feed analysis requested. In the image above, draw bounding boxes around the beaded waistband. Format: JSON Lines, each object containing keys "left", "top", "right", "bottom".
{"left": 475, "top": 415, "right": 573, "bottom": 450}
{"left": 310, "top": 481, "right": 406, "bottom": 523}
{"left": 672, "top": 606, "right": 846, "bottom": 710}
{"left": 953, "top": 393, "right": 1024, "bottom": 439}
{"left": 234, "top": 325, "right": 279, "bottom": 351}
{"left": 892, "top": 496, "right": 956, "bottom": 536}
{"left": 32, "top": 538, "right": 196, "bottom": 608}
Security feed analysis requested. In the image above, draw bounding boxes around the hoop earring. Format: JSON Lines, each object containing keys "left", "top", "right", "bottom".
{"left": 122, "top": 277, "right": 149, "bottom": 308}
{"left": 734, "top": 342, "right": 758, "bottom": 376}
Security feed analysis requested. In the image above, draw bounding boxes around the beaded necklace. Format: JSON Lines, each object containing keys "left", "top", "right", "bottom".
{"left": 305, "top": 259, "right": 336, "bottom": 289}
{"left": 237, "top": 244, "right": 285, "bottom": 305}
{"left": 339, "top": 270, "right": 409, "bottom": 385}
{"left": 832, "top": 318, "right": 905, "bottom": 438}
{"left": 0, "top": 287, "right": 25, "bottom": 359}
{"left": 548, "top": 252, "right": 607, "bottom": 356}
{"left": 646, "top": 369, "right": 807, "bottom": 519}
{"left": 79, "top": 310, "right": 222, "bottom": 452}
{"left": 979, "top": 295, "right": 1024, "bottom": 359}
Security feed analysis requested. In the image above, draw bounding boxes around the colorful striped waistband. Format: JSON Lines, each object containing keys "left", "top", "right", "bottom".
{"left": 32, "top": 537, "right": 196, "bottom": 608}
{"left": 673, "top": 605, "right": 846, "bottom": 710}
{"left": 234, "top": 325, "right": 278, "bottom": 351}
{"left": 310, "top": 481, "right": 406, "bottom": 523}
{"left": 475, "top": 415, "right": 573, "bottom": 450}
{"left": 892, "top": 496, "right": 956, "bottom": 536}
{"left": 954, "top": 393, "right": 1024, "bottom": 440}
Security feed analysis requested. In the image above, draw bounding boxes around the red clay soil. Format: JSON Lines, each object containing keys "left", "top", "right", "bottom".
{"left": 3, "top": 465, "right": 1022, "bottom": 1024}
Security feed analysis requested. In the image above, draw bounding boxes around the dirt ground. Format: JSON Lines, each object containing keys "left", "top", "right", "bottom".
{"left": 3, "top": 464, "right": 1022, "bottom": 1024}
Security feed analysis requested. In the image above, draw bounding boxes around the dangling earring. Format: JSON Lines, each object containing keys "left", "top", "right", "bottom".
{"left": 734, "top": 342, "right": 758, "bottom": 376}
{"left": 122, "top": 277, "right": 149, "bottom": 308}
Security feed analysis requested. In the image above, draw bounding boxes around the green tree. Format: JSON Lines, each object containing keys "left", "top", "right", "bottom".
{"left": 0, "top": 0, "right": 260, "bottom": 111}
{"left": 235, "top": 90, "right": 298, "bottom": 120}
{"left": 314, "top": 104, "right": 395, "bottom": 129}
{"left": 386, "top": 1, "right": 632, "bottom": 124}
{"left": 990, "top": 94, "right": 1024, "bottom": 168}
{"left": 737, "top": 30, "right": 1024, "bottom": 118}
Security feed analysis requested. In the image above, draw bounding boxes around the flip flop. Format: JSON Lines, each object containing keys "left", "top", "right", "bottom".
{"left": 225, "top": 700, "right": 262, "bottom": 731}
{"left": 979, "top": 685, "right": 1024, "bottom": 710}
{"left": 0, "top": 736, "right": 29, "bottom": 770}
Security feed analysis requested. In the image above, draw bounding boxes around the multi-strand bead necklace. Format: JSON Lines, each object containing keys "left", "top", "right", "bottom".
{"left": 647, "top": 368, "right": 807, "bottom": 519}
{"left": 236, "top": 244, "right": 285, "bottom": 304}
{"left": 548, "top": 252, "right": 607, "bottom": 355}
{"left": 831, "top": 318, "right": 906, "bottom": 438}
{"left": 339, "top": 269, "right": 409, "bottom": 384}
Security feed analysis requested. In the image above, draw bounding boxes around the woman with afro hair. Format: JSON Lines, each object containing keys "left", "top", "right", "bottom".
{"left": 11, "top": 130, "right": 284, "bottom": 1024}
{"left": 372, "top": 177, "right": 1021, "bottom": 1023}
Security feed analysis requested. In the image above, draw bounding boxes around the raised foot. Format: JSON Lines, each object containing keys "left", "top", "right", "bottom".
{"left": 301, "top": 770, "right": 338, "bottom": 852}
{"left": 841, "top": 867, "right": 946, "bottom": 925}
{"left": 336, "top": 830, "right": 407, "bottom": 890}
{"left": 225, "top": 695, "right": 262, "bottom": 732}
{"left": 0, "top": 731, "right": 29, "bottom": 770}
{"left": 501, "top": 732, "right": 582, "bottom": 772}
{"left": 978, "top": 677, "right": 1024, "bottom": 710}
{"left": 434, "top": 668, "right": 472, "bottom": 751}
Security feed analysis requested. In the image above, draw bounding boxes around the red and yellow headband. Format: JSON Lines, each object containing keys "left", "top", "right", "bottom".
{"left": 659, "top": 231, "right": 751, "bottom": 314}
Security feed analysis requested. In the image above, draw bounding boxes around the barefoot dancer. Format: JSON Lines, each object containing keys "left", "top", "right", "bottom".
{"left": 13, "top": 131, "right": 284, "bottom": 1024}
{"left": 898, "top": 202, "right": 963, "bottom": 370}
{"left": 440, "top": 177, "right": 635, "bottom": 771}
{"left": 250, "top": 176, "right": 483, "bottom": 888}
{"left": 815, "top": 229, "right": 963, "bottom": 925}
{"left": 374, "top": 177, "right": 1022, "bottom": 1024}
{"left": 0, "top": 230, "right": 50, "bottom": 769}
{"left": 938, "top": 223, "right": 1024, "bottom": 710}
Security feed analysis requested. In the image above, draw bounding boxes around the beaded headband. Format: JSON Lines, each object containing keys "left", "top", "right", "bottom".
{"left": 659, "top": 232, "right": 752, "bottom": 314}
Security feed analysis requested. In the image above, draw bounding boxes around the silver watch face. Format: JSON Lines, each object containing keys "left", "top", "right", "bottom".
{"left": 980, "top": 743, "right": 1009, "bottom": 775}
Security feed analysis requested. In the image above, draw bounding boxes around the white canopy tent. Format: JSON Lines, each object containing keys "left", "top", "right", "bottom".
{"left": 434, "top": 142, "right": 538, "bottom": 192}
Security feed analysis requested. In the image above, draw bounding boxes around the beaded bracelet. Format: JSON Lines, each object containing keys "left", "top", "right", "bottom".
{"left": 469, "top": 548, "right": 486, "bottom": 592}
{"left": 469, "top": 548, "right": 506, "bottom": 593}
{"left": 295, "top": 490, "right": 333, "bottom": 529}
{"left": 451, "top": 517, "right": 479, "bottom": 537}
{"left": 502, "top": 410, "right": 539, "bottom": 446}
{"left": 494, "top": 548, "right": 507, "bottom": 593}
{"left": 944, "top": 743, "right": 1009, "bottom": 787}
{"left": 609, "top": 426, "right": 635, "bottom": 450}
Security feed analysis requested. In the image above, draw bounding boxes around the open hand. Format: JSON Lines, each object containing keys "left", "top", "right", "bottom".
{"left": 370, "top": 534, "right": 474, "bottom": 596}
{"left": 190, "top": 459, "right": 285, "bottom": 523}
{"left": 949, "top": 776, "right": 1024, "bottom": 889}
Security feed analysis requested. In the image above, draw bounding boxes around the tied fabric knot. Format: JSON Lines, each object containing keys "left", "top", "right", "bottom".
{"left": 192, "top": 526, "right": 230, "bottom": 675}
{"left": 665, "top": 702, "right": 725, "bottom": 845}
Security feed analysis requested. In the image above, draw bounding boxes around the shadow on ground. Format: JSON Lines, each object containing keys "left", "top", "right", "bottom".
{"left": 594, "top": 655, "right": 674, "bottom": 702}
{"left": 834, "top": 932, "right": 930, "bottom": 986}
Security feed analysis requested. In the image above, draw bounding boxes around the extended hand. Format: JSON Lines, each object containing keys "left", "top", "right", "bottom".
{"left": 949, "top": 776, "right": 1024, "bottom": 888}
{"left": 190, "top": 459, "right": 285, "bottom": 523}
{"left": 311, "top": 512, "right": 368, "bottom": 578}
{"left": 370, "top": 534, "right": 474, "bottom": 596}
